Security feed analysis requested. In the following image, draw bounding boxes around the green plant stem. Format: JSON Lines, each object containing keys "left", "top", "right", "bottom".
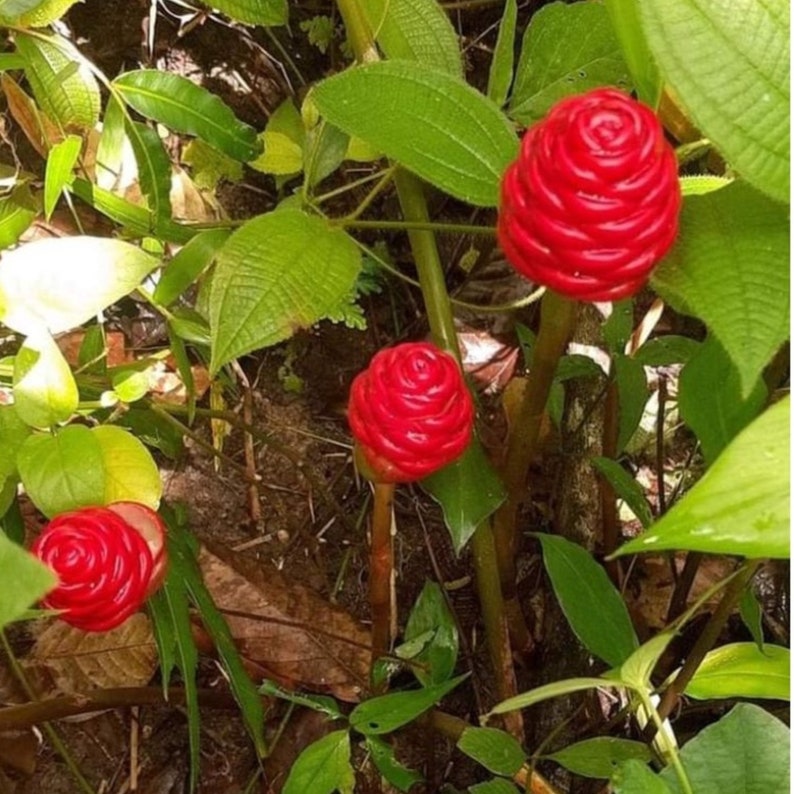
{"left": 340, "top": 166, "right": 397, "bottom": 220}
{"left": 654, "top": 558, "right": 763, "bottom": 727}
{"left": 369, "top": 481, "right": 395, "bottom": 676}
{"left": 0, "top": 632, "right": 96, "bottom": 794}
{"left": 334, "top": 0, "right": 379, "bottom": 62}
{"left": 492, "top": 291, "right": 577, "bottom": 632}
{"left": 312, "top": 167, "right": 394, "bottom": 205}
{"left": 640, "top": 691, "right": 693, "bottom": 794}
{"left": 335, "top": 218, "right": 497, "bottom": 236}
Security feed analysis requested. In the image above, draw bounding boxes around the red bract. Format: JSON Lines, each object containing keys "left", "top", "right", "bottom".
{"left": 348, "top": 342, "right": 474, "bottom": 483}
{"left": 31, "top": 506, "right": 161, "bottom": 632}
{"left": 498, "top": 88, "right": 681, "bottom": 302}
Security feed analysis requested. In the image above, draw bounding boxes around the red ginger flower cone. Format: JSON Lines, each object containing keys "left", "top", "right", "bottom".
{"left": 31, "top": 503, "right": 167, "bottom": 632}
{"left": 498, "top": 88, "right": 681, "bottom": 302}
{"left": 348, "top": 342, "right": 474, "bottom": 484}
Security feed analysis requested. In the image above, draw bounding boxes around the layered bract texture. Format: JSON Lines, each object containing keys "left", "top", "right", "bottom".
{"left": 348, "top": 342, "right": 474, "bottom": 483}
{"left": 32, "top": 506, "right": 161, "bottom": 632}
{"left": 498, "top": 88, "right": 681, "bottom": 301}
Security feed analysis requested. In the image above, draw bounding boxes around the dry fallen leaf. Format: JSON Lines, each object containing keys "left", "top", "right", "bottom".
{"left": 197, "top": 544, "right": 370, "bottom": 702}
{"left": 24, "top": 613, "right": 158, "bottom": 695}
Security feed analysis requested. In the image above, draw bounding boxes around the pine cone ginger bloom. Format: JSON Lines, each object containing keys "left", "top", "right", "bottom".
{"left": 498, "top": 88, "right": 681, "bottom": 302}
{"left": 32, "top": 503, "right": 167, "bottom": 632}
{"left": 348, "top": 342, "right": 475, "bottom": 483}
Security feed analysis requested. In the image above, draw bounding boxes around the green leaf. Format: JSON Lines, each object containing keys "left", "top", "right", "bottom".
{"left": 536, "top": 534, "right": 638, "bottom": 667}
{"left": 209, "top": 210, "right": 361, "bottom": 373}
{"left": 92, "top": 426, "right": 162, "bottom": 509}
{"left": 652, "top": 183, "right": 789, "bottom": 399}
{"left": 153, "top": 229, "right": 230, "bottom": 308}
{"left": 17, "top": 424, "right": 105, "bottom": 517}
{"left": 311, "top": 60, "right": 518, "bottom": 206}
{"left": 249, "top": 98, "right": 304, "bottom": 175}
{"left": 614, "top": 355, "right": 648, "bottom": 453}
{"left": 167, "top": 512, "right": 267, "bottom": 757}
{"left": 603, "top": 0, "right": 661, "bottom": 107}
{"left": 43, "top": 133, "right": 80, "bottom": 219}
{"left": 0, "top": 236, "right": 159, "bottom": 335}
{"left": 182, "top": 139, "right": 244, "bottom": 188}
{"left": 489, "top": 677, "right": 620, "bottom": 717}
{"left": 615, "top": 632, "right": 675, "bottom": 691}
{"left": 114, "top": 70, "right": 261, "bottom": 162}
{"left": 0, "top": 0, "right": 43, "bottom": 17}
{"left": 366, "top": 736, "right": 423, "bottom": 792}
{"left": 547, "top": 737, "right": 652, "bottom": 779}
{"left": 304, "top": 119, "right": 349, "bottom": 188}
{"left": 679, "top": 175, "right": 733, "bottom": 197}
{"left": 0, "top": 183, "right": 37, "bottom": 249}
{"left": 0, "top": 405, "right": 32, "bottom": 480}
{"left": 115, "top": 407, "right": 183, "bottom": 460}
{"left": 403, "top": 580, "right": 458, "bottom": 686}
{"left": 282, "top": 730, "right": 354, "bottom": 794}
{"left": 739, "top": 587, "right": 764, "bottom": 651}
{"left": 509, "top": 1, "right": 631, "bottom": 125}
{"left": 96, "top": 95, "right": 127, "bottom": 190}
{"left": 612, "top": 760, "right": 673, "bottom": 794}
{"left": 639, "top": 0, "right": 789, "bottom": 203}
{"left": 13, "top": 330, "right": 78, "bottom": 428}
{"left": 422, "top": 438, "right": 506, "bottom": 553}
{"left": 684, "top": 643, "right": 789, "bottom": 701}
{"left": 126, "top": 119, "right": 172, "bottom": 221}
{"left": 360, "top": 0, "right": 462, "bottom": 77}
{"left": 661, "top": 704, "right": 790, "bottom": 794}
{"left": 634, "top": 336, "right": 699, "bottom": 367}
{"left": 469, "top": 780, "right": 519, "bottom": 794}
{"left": 12, "top": 0, "right": 81, "bottom": 26}
{"left": 591, "top": 457, "right": 654, "bottom": 528}
{"left": 15, "top": 32, "right": 100, "bottom": 129}
{"left": 602, "top": 299, "right": 634, "bottom": 355}
{"left": 614, "top": 397, "right": 790, "bottom": 559}
{"left": 457, "top": 727, "right": 525, "bottom": 776}
{"left": 259, "top": 680, "right": 343, "bottom": 720}
{"left": 678, "top": 336, "right": 767, "bottom": 465}
{"left": 350, "top": 674, "right": 468, "bottom": 735}
{"left": 487, "top": 0, "right": 517, "bottom": 106}
{"left": 0, "top": 531, "right": 56, "bottom": 631}
{"left": 146, "top": 588, "right": 176, "bottom": 699}
{"left": 209, "top": 0, "right": 287, "bottom": 26}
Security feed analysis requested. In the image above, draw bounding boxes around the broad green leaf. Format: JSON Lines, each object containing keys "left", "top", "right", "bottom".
{"left": 0, "top": 531, "right": 56, "bottom": 631}
{"left": 116, "top": 407, "right": 183, "bottom": 460}
{"left": 360, "top": 0, "right": 462, "bottom": 77}
{"left": 304, "top": 118, "right": 349, "bottom": 188}
{"left": 547, "top": 737, "right": 652, "bottom": 779}
{"left": 0, "top": 236, "right": 159, "bottom": 335}
{"left": 404, "top": 580, "right": 458, "bottom": 686}
{"left": 0, "top": 479, "right": 19, "bottom": 523}
{"left": 182, "top": 139, "right": 243, "bottom": 188}
{"left": 487, "top": 0, "right": 517, "bottom": 106}
{"left": 422, "top": 438, "right": 506, "bottom": 553}
{"left": 509, "top": 1, "right": 630, "bottom": 125}
{"left": 652, "top": 184, "right": 789, "bottom": 398}
{"left": 114, "top": 71, "right": 260, "bottom": 162}
{"left": 96, "top": 95, "right": 127, "bottom": 190}
{"left": 209, "top": 210, "right": 361, "bottom": 373}
{"left": 661, "top": 704, "right": 790, "bottom": 794}
{"left": 604, "top": 0, "right": 661, "bottom": 107}
{"left": 153, "top": 228, "right": 230, "bottom": 308}
{"left": 469, "top": 781, "right": 519, "bottom": 794}
{"left": 126, "top": 119, "right": 172, "bottom": 221}
{"left": 93, "top": 426, "right": 162, "bottom": 509}
{"left": 17, "top": 424, "right": 105, "bottom": 517}
{"left": 615, "top": 632, "right": 675, "bottom": 691}
{"left": 43, "top": 133, "right": 80, "bottom": 219}
{"left": 591, "top": 457, "right": 654, "bottom": 528}
{"left": 614, "top": 354, "right": 648, "bottom": 453}
{"left": 678, "top": 336, "right": 767, "bottom": 465}
{"left": 679, "top": 175, "right": 732, "bottom": 197}
{"left": 489, "top": 677, "right": 620, "bottom": 717}
{"left": 282, "top": 730, "right": 354, "bottom": 794}
{"left": 15, "top": 32, "right": 100, "bottom": 129}
{"left": 366, "top": 736, "right": 423, "bottom": 792}
{"left": 457, "top": 727, "right": 525, "bottom": 776}
{"left": 259, "top": 680, "right": 343, "bottom": 720}
{"left": 0, "top": 183, "right": 37, "bottom": 248}
{"left": 210, "top": 0, "right": 287, "bottom": 26}
{"left": 13, "top": 330, "right": 78, "bottom": 428}
{"left": 249, "top": 98, "right": 304, "bottom": 176}
{"left": 634, "top": 335, "right": 699, "bottom": 367}
{"left": 614, "top": 397, "right": 790, "bottom": 559}
{"left": 350, "top": 674, "right": 467, "bottom": 735}
{"left": 612, "top": 760, "right": 673, "bottom": 794}
{"left": 602, "top": 299, "right": 634, "bottom": 355}
{"left": 536, "top": 534, "right": 638, "bottom": 667}
{"left": 0, "top": 53, "right": 24, "bottom": 69}
{"left": 13, "top": 0, "right": 80, "bottom": 26}
{"left": 739, "top": 587, "right": 764, "bottom": 650}
{"left": 639, "top": 0, "right": 789, "bottom": 202}
{"left": 0, "top": 0, "right": 42, "bottom": 17}
{"left": 0, "top": 405, "right": 31, "bottom": 479}
{"left": 684, "top": 643, "right": 789, "bottom": 701}
{"left": 311, "top": 60, "right": 518, "bottom": 206}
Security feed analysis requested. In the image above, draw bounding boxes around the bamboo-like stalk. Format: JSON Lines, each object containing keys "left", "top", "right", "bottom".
{"left": 369, "top": 481, "right": 396, "bottom": 674}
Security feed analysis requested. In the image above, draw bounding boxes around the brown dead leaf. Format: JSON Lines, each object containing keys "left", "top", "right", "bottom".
{"left": 24, "top": 614, "right": 158, "bottom": 695}
{"left": 459, "top": 327, "right": 519, "bottom": 396}
{"left": 0, "top": 730, "right": 37, "bottom": 776}
{"left": 1, "top": 75, "right": 61, "bottom": 157}
{"left": 56, "top": 329, "right": 131, "bottom": 368}
{"left": 197, "top": 544, "right": 370, "bottom": 702}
